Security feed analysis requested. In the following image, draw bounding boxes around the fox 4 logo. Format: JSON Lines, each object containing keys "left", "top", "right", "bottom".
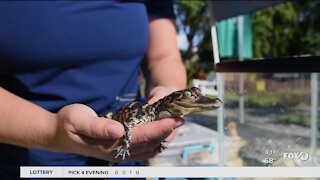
{"left": 283, "top": 152, "right": 309, "bottom": 161}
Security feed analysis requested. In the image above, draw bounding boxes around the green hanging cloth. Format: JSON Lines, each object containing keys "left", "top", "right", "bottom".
{"left": 216, "top": 14, "right": 253, "bottom": 60}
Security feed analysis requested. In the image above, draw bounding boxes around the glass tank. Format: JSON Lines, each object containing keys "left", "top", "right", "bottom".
{"left": 220, "top": 72, "right": 319, "bottom": 167}
{"left": 149, "top": 57, "right": 320, "bottom": 172}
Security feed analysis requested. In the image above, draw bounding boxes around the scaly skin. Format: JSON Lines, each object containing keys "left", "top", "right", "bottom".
{"left": 104, "top": 87, "right": 222, "bottom": 160}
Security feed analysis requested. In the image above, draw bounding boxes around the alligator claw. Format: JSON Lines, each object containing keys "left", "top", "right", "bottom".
{"left": 114, "top": 145, "right": 130, "bottom": 160}
{"left": 159, "top": 140, "right": 168, "bottom": 152}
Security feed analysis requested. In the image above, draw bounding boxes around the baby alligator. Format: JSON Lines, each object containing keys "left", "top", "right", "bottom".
{"left": 103, "top": 87, "right": 222, "bottom": 160}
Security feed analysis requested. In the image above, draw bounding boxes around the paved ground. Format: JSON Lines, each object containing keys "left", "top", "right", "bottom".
{"left": 187, "top": 107, "right": 320, "bottom": 167}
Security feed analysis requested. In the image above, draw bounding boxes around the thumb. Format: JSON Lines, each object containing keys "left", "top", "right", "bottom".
{"left": 59, "top": 104, "right": 125, "bottom": 139}
{"left": 75, "top": 116, "right": 124, "bottom": 139}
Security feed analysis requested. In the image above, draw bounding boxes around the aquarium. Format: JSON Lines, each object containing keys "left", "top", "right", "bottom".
{"left": 214, "top": 57, "right": 320, "bottom": 169}
{"left": 220, "top": 72, "right": 319, "bottom": 167}
{"left": 150, "top": 57, "right": 320, "bottom": 171}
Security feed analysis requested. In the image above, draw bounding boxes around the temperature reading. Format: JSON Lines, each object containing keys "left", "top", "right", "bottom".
{"left": 263, "top": 158, "right": 275, "bottom": 165}
{"left": 263, "top": 147, "right": 277, "bottom": 166}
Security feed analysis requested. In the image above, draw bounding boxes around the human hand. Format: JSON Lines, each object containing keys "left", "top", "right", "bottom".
{"left": 115, "top": 84, "right": 184, "bottom": 160}
{"left": 51, "top": 104, "right": 125, "bottom": 161}
{"left": 113, "top": 85, "right": 184, "bottom": 160}
{"left": 50, "top": 103, "right": 183, "bottom": 162}
{"left": 143, "top": 86, "right": 185, "bottom": 155}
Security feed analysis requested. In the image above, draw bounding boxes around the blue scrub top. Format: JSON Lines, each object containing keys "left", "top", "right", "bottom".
{"left": 0, "top": 0, "right": 174, "bottom": 178}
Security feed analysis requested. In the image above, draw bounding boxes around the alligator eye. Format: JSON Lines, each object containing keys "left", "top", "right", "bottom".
{"left": 184, "top": 91, "right": 192, "bottom": 97}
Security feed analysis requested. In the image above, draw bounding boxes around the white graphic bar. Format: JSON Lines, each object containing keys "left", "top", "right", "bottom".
{"left": 20, "top": 166, "right": 320, "bottom": 178}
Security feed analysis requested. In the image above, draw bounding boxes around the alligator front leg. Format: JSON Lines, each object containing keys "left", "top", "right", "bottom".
{"left": 113, "top": 122, "right": 132, "bottom": 160}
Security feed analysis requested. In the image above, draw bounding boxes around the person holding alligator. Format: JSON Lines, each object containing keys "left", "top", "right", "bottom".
{"left": 0, "top": 1, "right": 186, "bottom": 178}
{"left": 0, "top": 1, "right": 221, "bottom": 179}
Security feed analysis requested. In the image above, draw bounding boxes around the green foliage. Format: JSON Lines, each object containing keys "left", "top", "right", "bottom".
{"left": 252, "top": 2, "right": 299, "bottom": 58}
{"left": 252, "top": 1, "right": 320, "bottom": 58}
{"left": 177, "top": 0, "right": 320, "bottom": 61}
{"left": 279, "top": 114, "right": 320, "bottom": 129}
{"left": 245, "top": 91, "right": 281, "bottom": 107}
{"left": 299, "top": 1, "right": 320, "bottom": 55}
{"left": 176, "top": 1, "right": 211, "bottom": 60}
{"left": 245, "top": 88, "right": 309, "bottom": 108}
{"left": 176, "top": 1, "right": 214, "bottom": 84}
{"left": 184, "top": 59, "right": 200, "bottom": 86}
{"left": 176, "top": 0, "right": 320, "bottom": 85}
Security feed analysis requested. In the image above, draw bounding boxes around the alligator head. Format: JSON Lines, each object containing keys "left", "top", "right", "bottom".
{"left": 153, "top": 87, "right": 222, "bottom": 118}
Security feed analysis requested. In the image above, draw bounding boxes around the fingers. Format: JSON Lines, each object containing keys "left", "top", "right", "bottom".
{"left": 128, "top": 130, "right": 179, "bottom": 160}
{"left": 83, "top": 118, "right": 182, "bottom": 162}
{"left": 130, "top": 117, "right": 183, "bottom": 147}
{"left": 105, "top": 118, "right": 183, "bottom": 161}
{"left": 59, "top": 103, "right": 185, "bottom": 162}
{"left": 130, "top": 129, "right": 177, "bottom": 155}
{"left": 163, "top": 128, "right": 177, "bottom": 146}
{"left": 75, "top": 117, "right": 124, "bottom": 139}
{"left": 62, "top": 104, "right": 124, "bottom": 139}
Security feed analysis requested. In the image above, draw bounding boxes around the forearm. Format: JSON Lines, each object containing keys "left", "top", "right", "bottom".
{"left": 0, "top": 87, "right": 57, "bottom": 150}
{"left": 146, "top": 56, "right": 187, "bottom": 91}
{"left": 144, "top": 18, "right": 187, "bottom": 92}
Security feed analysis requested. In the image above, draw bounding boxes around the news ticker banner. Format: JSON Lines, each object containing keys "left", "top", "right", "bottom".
{"left": 21, "top": 166, "right": 320, "bottom": 178}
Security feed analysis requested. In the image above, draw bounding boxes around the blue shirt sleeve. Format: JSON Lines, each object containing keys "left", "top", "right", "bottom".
{"left": 146, "top": 0, "right": 175, "bottom": 19}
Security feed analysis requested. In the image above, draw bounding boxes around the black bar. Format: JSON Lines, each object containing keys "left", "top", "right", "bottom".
{"left": 216, "top": 56, "right": 320, "bottom": 73}
{"left": 211, "top": 1, "right": 285, "bottom": 22}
